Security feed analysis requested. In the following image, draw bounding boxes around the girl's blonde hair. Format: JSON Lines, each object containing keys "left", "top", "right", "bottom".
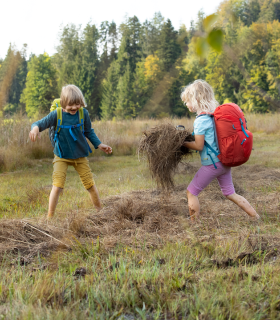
{"left": 181, "top": 80, "right": 219, "bottom": 114}
{"left": 60, "top": 85, "right": 87, "bottom": 108}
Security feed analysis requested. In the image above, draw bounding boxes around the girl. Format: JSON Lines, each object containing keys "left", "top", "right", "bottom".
{"left": 181, "top": 80, "right": 260, "bottom": 221}
{"left": 29, "top": 85, "right": 112, "bottom": 219}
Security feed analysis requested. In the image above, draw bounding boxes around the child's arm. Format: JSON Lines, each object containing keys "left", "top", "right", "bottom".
{"left": 29, "top": 126, "right": 40, "bottom": 142}
{"left": 97, "top": 143, "right": 112, "bottom": 154}
{"left": 183, "top": 135, "right": 205, "bottom": 151}
{"left": 83, "top": 110, "right": 112, "bottom": 154}
{"left": 29, "top": 111, "right": 57, "bottom": 142}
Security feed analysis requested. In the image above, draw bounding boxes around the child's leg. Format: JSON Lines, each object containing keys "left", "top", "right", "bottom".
{"left": 186, "top": 190, "right": 200, "bottom": 221}
{"left": 74, "top": 158, "right": 102, "bottom": 211}
{"left": 49, "top": 157, "right": 68, "bottom": 219}
{"left": 48, "top": 186, "right": 63, "bottom": 219}
{"left": 187, "top": 165, "right": 219, "bottom": 221}
{"left": 87, "top": 185, "right": 102, "bottom": 211}
{"left": 217, "top": 166, "right": 260, "bottom": 219}
{"left": 226, "top": 193, "right": 260, "bottom": 219}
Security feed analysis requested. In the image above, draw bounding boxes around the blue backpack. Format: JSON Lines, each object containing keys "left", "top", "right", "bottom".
{"left": 49, "top": 99, "right": 92, "bottom": 158}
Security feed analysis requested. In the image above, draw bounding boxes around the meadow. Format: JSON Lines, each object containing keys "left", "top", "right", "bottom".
{"left": 0, "top": 115, "right": 280, "bottom": 319}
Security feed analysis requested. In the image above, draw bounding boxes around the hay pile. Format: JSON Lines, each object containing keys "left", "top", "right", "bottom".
{"left": 70, "top": 190, "right": 188, "bottom": 248}
{"left": 138, "top": 123, "right": 194, "bottom": 190}
{"left": 2, "top": 163, "right": 280, "bottom": 262}
{"left": 0, "top": 220, "right": 68, "bottom": 264}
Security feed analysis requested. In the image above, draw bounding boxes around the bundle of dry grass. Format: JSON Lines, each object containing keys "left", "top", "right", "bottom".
{"left": 138, "top": 123, "right": 194, "bottom": 190}
{"left": 70, "top": 190, "right": 188, "bottom": 248}
{"left": 0, "top": 220, "right": 68, "bottom": 264}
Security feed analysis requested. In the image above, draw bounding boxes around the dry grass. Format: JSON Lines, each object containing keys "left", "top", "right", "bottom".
{"left": 1, "top": 112, "right": 279, "bottom": 173}
{"left": 0, "top": 140, "right": 279, "bottom": 318}
{"left": 1, "top": 162, "right": 280, "bottom": 263}
{"left": 138, "top": 123, "right": 194, "bottom": 189}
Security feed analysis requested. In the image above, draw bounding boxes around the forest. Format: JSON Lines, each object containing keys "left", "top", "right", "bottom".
{"left": 0, "top": 0, "right": 280, "bottom": 120}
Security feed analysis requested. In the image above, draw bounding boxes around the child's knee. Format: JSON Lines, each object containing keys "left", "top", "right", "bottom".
{"left": 226, "top": 193, "right": 236, "bottom": 201}
{"left": 52, "top": 185, "right": 63, "bottom": 194}
{"left": 86, "top": 184, "right": 95, "bottom": 192}
{"left": 79, "top": 172, "right": 95, "bottom": 190}
{"left": 52, "top": 166, "right": 67, "bottom": 188}
{"left": 81, "top": 177, "right": 94, "bottom": 190}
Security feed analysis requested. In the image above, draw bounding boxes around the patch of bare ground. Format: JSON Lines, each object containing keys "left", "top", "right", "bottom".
{"left": 0, "top": 164, "right": 280, "bottom": 264}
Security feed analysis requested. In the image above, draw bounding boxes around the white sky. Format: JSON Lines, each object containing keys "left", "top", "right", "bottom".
{"left": 1, "top": 0, "right": 223, "bottom": 60}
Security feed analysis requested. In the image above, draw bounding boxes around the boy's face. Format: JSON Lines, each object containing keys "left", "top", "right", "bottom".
{"left": 64, "top": 104, "right": 81, "bottom": 115}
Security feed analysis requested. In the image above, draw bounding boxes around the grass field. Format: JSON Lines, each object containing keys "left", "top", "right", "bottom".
{"left": 0, "top": 117, "right": 280, "bottom": 319}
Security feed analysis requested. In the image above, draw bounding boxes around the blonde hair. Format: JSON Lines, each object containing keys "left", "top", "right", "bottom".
{"left": 60, "top": 85, "right": 86, "bottom": 109}
{"left": 181, "top": 80, "right": 219, "bottom": 114}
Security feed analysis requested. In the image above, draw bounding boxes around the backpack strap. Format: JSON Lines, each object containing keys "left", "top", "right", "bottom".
{"left": 79, "top": 108, "right": 84, "bottom": 132}
{"left": 79, "top": 107, "right": 92, "bottom": 153}
{"left": 54, "top": 107, "right": 63, "bottom": 158}
{"left": 239, "top": 118, "right": 249, "bottom": 138}
{"left": 56, "top": 107, "right": 63, "bottom": 133}
{"left": 204, "top": 141, "right": 219, "bottom": 169}
{"left": 195, "top": 113, "right": 220, "bottom": 169}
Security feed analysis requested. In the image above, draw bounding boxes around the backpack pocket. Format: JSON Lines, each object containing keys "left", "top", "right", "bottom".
{"left": 220, "top": 134, "right": 245, "bottom": 165}
{"left": 238, "top": 131, "right": 253, "bottom": 158}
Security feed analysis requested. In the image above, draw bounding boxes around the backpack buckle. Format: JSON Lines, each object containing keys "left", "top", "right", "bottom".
{"left": 72, "top": 125, "right": 77, "bottom": 128}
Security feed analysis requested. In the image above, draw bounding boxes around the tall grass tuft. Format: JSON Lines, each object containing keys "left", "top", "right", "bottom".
{"left": 0, "top": 113, "right": 279, "bottom": 172}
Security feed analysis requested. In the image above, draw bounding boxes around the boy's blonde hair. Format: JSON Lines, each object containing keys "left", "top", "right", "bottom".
{"left": 181, "top": 80, "right": 219, "bottom": 114}
{"left": 60, "top": 85, "right": 87, "bottom": 108}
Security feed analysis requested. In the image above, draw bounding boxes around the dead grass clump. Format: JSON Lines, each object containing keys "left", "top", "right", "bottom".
{"left": 74, "top": 191, "right": 187, "bottom": 248}
{"left": 138, "top": 123, "right": 194, "bottom": 190}
{"left": 0, "top": 220, "right": 66, "bottom": 264}
{"left": 1, "top": 164, "right": 280, "bottom": 263}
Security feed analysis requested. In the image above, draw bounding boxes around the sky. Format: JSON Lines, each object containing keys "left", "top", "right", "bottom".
{"left": 1, "top": 0, "right": 223, "bottom": 60}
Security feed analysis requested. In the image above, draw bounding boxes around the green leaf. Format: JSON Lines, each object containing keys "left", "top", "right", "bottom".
{"left": 203, "top": 14, "right": 218, "bottom": 32}
{"left": 207, "top": 29, "right": 224, "bottom": 52}
{"left": 195, "top": 37, "right": 209, "bottom": 57}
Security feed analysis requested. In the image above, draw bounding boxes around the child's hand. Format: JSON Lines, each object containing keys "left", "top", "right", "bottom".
{"left": 29, "top": 126, "right": 40, "bottom": 142}
{"left": 98, "top": 143, "right": 112, "bottom": 154}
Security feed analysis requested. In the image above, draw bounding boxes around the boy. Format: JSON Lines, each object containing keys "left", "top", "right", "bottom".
{"left": 29, "top": 85, "right": 112, "bottom": 219}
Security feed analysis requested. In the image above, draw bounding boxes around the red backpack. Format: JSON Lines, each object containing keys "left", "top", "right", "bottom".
{"left": 197, "top": 103, "right": 253, "bottom": 167}
{"left": 213, "top": 103, "right": 253, "bottom": 167}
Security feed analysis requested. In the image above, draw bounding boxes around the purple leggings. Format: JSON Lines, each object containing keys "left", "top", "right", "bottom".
{"left": 187, "top": 162, "right": 235, "bottom": 196}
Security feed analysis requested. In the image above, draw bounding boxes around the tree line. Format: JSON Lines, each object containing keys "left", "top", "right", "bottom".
{"left": 0, "top": 0, "right": 280, "bottom": 119}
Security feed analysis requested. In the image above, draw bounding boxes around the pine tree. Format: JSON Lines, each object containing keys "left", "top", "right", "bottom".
{"left": 54, "top": 24, "right": 82, "bottom": 89}
{"left": 4, "top": 44, "right": 28, "bottom": 114}
{"left": 119, "top": 16, "right": 142, "bottom": 73}
{"left": 100, "top": 60, "right": 119, "bottom": 119}
{"left": 158, "top": 19, "right": 181, "bottom": 71}
{"left": 141, "top": 12, "right": 164, "bottom": 56}
{"left": 0, "top": 45, "right": 23, "bottom": 112}
{"left": 75, "top": 23, "right": 100, "bottom": 116}
{"left": 100, "top": 16, "right": 143, "bottom": 119}
{"left": 21, "top": 53, "right": 58, "bottom": 117}
{"left": 243, "top": 0, "right": 261, "bottom": 25}
{"left": 169, "top": 69, "right": 192, "bottom": 117}
{"left": 115, "top": 63, "right": 134, "bottom": 118}
{"left": 258, "top": 0, "right": 277, "bottom": 23}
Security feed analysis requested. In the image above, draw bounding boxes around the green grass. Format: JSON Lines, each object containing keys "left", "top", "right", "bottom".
{"left": 0, "top": 133, "right": 279, "bottom": 319}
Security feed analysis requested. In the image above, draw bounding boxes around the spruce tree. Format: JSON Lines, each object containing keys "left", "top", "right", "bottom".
{"left": 6, "top": 45, "right": 28, "bottom": 114}
{"left": 54, "top": 24, "right": 82, "bottom": 89}
{"left": 158, "top": 19, "right": 181, "bottom": 71}
{"left": 115, "top": 63, "right": 134, "bottom": 118}
{"left": 21, "top": 53, "right": 58, "bottom": 117}
{"left": 100, "top": 60, "right": 119, "bottom": 119}
{"left": 75, "top": 24, "right": 100, "bottom": 116}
